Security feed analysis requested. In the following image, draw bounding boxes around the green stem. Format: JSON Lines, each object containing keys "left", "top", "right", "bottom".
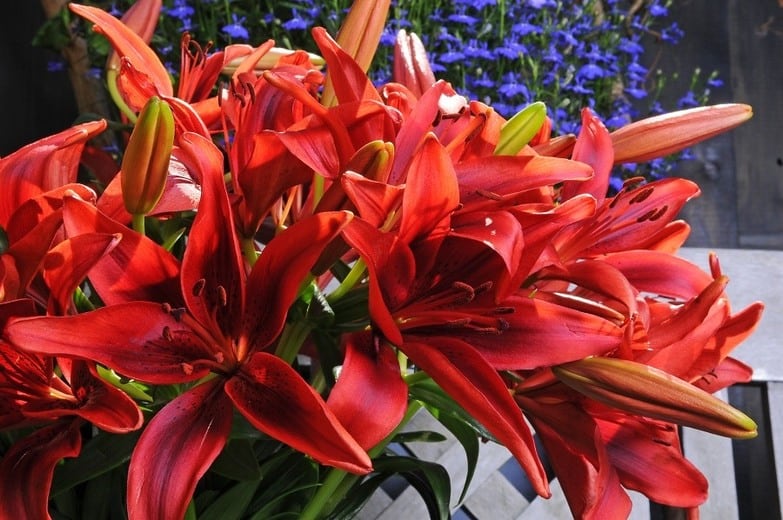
{"left": 274, "top": 320, "right": 313, "bottom": 365}
{"left": 131, "top": 213, "right": 146, "bottom": 236}
{"left": 299, "top": 401, "right": 423, "bottom": 520}
{"left": 107, "top": 69, "right": 137, "bottom": 123}
{"left": 326, "top": 259, "right": 367, "bottom": 303}
{"left": 242, "top": 237, "right": 259, "bottom": 266}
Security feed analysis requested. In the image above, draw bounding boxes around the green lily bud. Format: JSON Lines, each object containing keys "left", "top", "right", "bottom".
{"left": 553, "top": 357, "right": 758, "bottom": 439}
{"left": 495, "top": 101, "right": 547, "bottom": 156}
{"left": 121, "top": 96, "right": 174, "bottom": 217}
{"left": 346, "top": 140, "right": 394, "bottom": 182}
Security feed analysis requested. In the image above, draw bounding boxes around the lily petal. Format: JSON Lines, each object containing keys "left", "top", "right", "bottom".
{"left": 327, "top": 332, "right": 407, "bottom": 450}
{"left": 225, "top": 351, "right": 372, "bottom": 473}
{"left": 6, "top": 302, "right": 215, "bottom": 384}
{"left": 62, "top": 195, "right": 182, "bottom": 305}
{"left": 402, "top": 337, "right": 550, "bottom": 497}
{"left": 0, "top": 420, "right": 82, "bottom": 520}
{"left": 243, "top": 211, "right": 353, "bottom": 352}
{"left": 69, "top": 4, "right": 173, "bottom": 103}
{"left": 128, "top": 379, "right": 233, "bottom": 520}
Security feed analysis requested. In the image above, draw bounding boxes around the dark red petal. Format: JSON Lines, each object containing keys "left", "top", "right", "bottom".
{"left": 71, "top": 361, "right": 143, "bottom": 433}
{"left": 401, "top": 337, "right": 549, "bottom": 497}
{"left": 0, "top": 419, "right": 82, "bottom": 520}
{"left": 179, "top": 132, "right": 246, "bottom": 341}
{"left": 520, "top": 394, "right": 631, "bottom": 519}
{"left": 128, "top": 379, "right": 232, "bottom": 520}
{"left": 596, "top": 414, "right": 708, "bottom": 507}
{"left": 465, "top": 294, "right": 623, "bottom": 370}
{"left": 62, "top": 195, "right": 182, "bottom": 306}
{"left": 340, "top": 218, "right": 414, "bottom": 346}
{"left": 225, "top": 351, "right": 371, "bottom": 474}
{"left": 327, "top": 332, "right": 408, "bottom": 450}
{"left": 5, "top": 302, "right": 215, "bottom": 384}
{"left": 242, "top": 211, "right": 352, "bottom": 352}
{"left": 450, "top": 210, "right": 523, "bottom": 276}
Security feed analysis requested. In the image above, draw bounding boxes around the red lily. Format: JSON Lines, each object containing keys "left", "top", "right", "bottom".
{"left": 332, "top": 134, "right": 625, "bottom": 498}
{"left": 0, "top": 300, "right": 142, "bottom": 520}
{"left": 6, "top": 132, "right": 370, "bottom": 520}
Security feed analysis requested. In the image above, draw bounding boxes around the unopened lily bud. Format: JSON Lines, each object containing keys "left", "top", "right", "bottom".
{"left": 553, "top": 356, "right": 758, "bottom": 439}
{"left": 121, "top": 96, "right": 174, "bottom": 216}
{"left": 495, "top": 101, "right": 547, "bottom": 156}
{"left": 221, "top": 47, "right": 326, "bottom": 76}
{"left": 346, "top": 140, "right": 394, "bottom": 182}
{"left": 321, "top": 0, "right": 391, "bottom": 106}
{"left": 611, "top": 103, "right": 753, "bottom": 164}
{"left": 393, "top": 30, "right": 436, "bottom": 98}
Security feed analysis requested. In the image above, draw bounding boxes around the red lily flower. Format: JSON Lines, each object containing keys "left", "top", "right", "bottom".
{"left": 0, "top": 300, "right": 142, "bottom": 520}
{"left": 6, "top": 132, "right": 369, "bottom": 520}
{"left": 333, "top": 135, "right": 621, "bottom": 498}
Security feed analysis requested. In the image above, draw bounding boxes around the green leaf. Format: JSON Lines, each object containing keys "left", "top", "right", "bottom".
{"left": 199, "top": 478, "right": 262, "bottom": 520}
{"left": 434, "top": 413, "right": 479, "bottom": 505}
{"left": 392, "top": 430, "right": 448, "bottom": 444}
{"left": 409, "top": 378, "right": 496, "bottom": 442}
{"left": 81, "top": 471, "right": 113, "bottom": 520}
{"left": 210, "top": 438, "right": 262, "bottom": 481}
{"left": 51, "top": 430, "right": 140, "bottom": 497}
{"left": 370, "top": 456, "right": 451, "bottom": 520}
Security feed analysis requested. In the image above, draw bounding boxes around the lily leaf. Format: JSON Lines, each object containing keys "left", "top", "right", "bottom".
{"left": 433, "top": 413, "right": 479, "bottom": 505}
{"left": 375, "top": 456, "right": 451, "bottom": 520}
{"left": 210, "top": 438, "right": 262, "bottom": 481}
{"left": 50, "top": 430, "right": 140, "bottom": 497}
{"left": 199, "top": 478, "right": 262, "bottom": 520}
{"left": 393, "top": 430, "right": 448, "bottom": 444}
{"left": 409, "top": 377, "right": 496, "bottom": 441}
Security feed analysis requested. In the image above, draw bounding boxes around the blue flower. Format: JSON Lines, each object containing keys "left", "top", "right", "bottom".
{"left": 438, "top": 51, "right": 466, "bottom": 64}
{"left": 577, "top": 63, "right": 605, "bottom": 80}
{"left": 164, "top": 0, "right": 195, "bottom": 20}
{"left": 283, "top": 9, "right": 309, "bottom": 31}
{"left": 222, "top": 14, "right": 249, "bottom": 40}
{"left": 678, "top": 91, "right": 699, "bottom": 108}
{"left": 617, "top": 37, "right": 644, "bottom": 55}
{"left": 511, "top": 22, "right": 541, "bottom": 37}
{"left": 447, "top": 13, "right": 479, "bottom": 25}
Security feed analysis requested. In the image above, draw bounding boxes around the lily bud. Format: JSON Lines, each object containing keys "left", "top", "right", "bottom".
{"left": 393, "top": 30, "right": 436, "bottom": 98}
{"left": 121, "top": 96, "right": 174, "bottom": 216}
{"left": 610, "top": 103, "right": 753, "bottom": 164}
{"left": 346, "top": 140, "right": 394, "bottom": 182}
{"left": 495, "top": 101, "right": 547, "bottom": 156}
{"left": 552, "top": 357, "right": 758, "bottom": 439}
{"left": 321, "top": 0, "right": 391, "bottom": 106}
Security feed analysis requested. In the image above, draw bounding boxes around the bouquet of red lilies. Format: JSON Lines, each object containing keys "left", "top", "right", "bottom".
{"left": 0, "top": 1, "right": 764, "bottom": 519}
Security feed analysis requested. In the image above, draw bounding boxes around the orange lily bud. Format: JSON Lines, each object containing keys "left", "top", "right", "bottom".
{"left": 345, "top": 140, "right": 394, "bottom": 182}
{"left": 321, "top": 0, "right": 391, "bottom": 106}
{"left": 552, "top": 357, "right": 758, "bottom": 439}
{"left": 610, "top": 103, "right": 753, "bottom": 164}
{"left": 121, "top": 96, "right": 174, "bottom": 216}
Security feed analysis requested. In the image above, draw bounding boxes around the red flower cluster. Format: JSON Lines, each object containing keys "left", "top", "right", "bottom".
{"left": 0, "top": 2, "right": 763, "bottom": 519}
